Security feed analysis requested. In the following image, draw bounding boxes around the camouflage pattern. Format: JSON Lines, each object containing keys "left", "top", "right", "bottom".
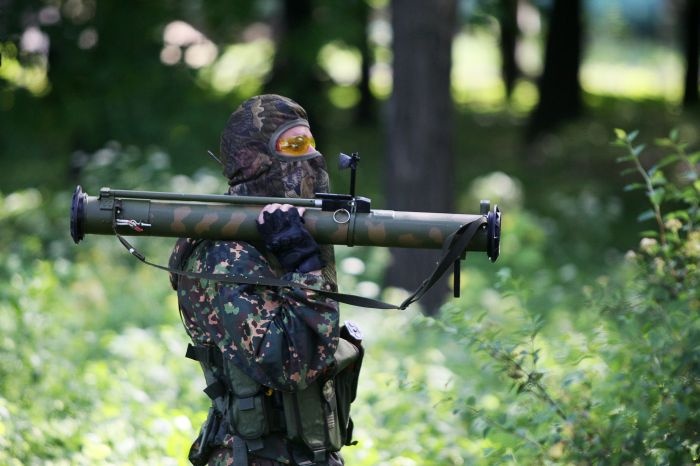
{"left": 172, "top": 238, "right": 339, "bottom": 391}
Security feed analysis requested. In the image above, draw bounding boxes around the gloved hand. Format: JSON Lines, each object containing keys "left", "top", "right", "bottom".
{"left": 256, "top": 205, "right": 324, "bottom": 273}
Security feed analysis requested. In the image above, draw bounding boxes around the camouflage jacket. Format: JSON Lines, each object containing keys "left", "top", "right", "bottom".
{"left": 171, "top": 238, "right": 340, "bottom": 392}
{"left": 170, "top": 238, "right": 341, "bottom": 464}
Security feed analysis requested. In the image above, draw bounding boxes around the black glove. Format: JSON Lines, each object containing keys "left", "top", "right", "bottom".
{"left": 256, "top": 208, "right": 324, "bottom": 273}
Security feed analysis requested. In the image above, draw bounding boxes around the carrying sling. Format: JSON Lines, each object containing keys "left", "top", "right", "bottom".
{"left": 115, "top": 217, "right": 486, "bottom": 310}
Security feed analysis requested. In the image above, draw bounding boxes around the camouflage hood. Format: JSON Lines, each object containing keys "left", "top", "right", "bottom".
{"left": 221, "top": 94, "right": 330, "bottom": 198}
{"left": 219, "top": 94, "right": 336, "bottom": 288}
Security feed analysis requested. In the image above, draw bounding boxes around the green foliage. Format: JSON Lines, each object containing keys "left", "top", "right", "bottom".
{"left": 612, "top": 128, "right": 700, "bottom": 242}
{"left": 2, "top": 128, "right": 699, "bottom": 464}
{"left": 345, "top": 129, "right": 700, "bottom": 465}
{"left": 0, "top": 250, "right": 205, "bottom": 465}
{"left": 0, "top": 163, "right": 208, "bottom": 465}
{"left": 566, "top": 128, "right": 700, "bottom": 464}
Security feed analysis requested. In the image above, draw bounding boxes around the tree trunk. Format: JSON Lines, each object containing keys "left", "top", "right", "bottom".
{"left": 526, "top": 0, "right": 582, "bottom": 140}
{"left": 682, "top": 0, "right": 700, "bottom": 108}
{"left": 264, "top": 0, "right": 326, "bottom": 127}
{"left": 385, "top": 0, "right": 456, "bottom": 314}
{"left": 355, "top": 0, "right": 376, "bottom": 124}
{"left": 499, "top": 0, "right": 520, "bottom": 101}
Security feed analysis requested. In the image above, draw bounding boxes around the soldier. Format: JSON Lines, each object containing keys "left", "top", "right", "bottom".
{"left": 169, "top": 95, "right": 362, "bottom": 466}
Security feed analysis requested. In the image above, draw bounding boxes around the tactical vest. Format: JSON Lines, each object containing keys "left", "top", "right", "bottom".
{"left": 185, "top": 323, "right": 363, "bottom": 466}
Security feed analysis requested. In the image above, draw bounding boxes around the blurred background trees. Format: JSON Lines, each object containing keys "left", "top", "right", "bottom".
{"left": 1, "top": 0, "right": 700, "bottom": 464}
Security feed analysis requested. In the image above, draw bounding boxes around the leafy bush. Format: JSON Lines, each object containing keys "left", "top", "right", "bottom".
{"left": 561, "top": 129, "right": 700, "bottom": 464}
{"left": 0, "top": 147, "right": 212, "bottom": 465}
{"left": 0, "top": 250, "right": 205, "bottom": 465}
{"left": 344, "top": 129, "right": 699, "bottom": 465}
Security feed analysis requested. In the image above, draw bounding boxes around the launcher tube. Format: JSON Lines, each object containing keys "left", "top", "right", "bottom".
{"left": 71, "top": 186, "right": 491, "bottom": 252}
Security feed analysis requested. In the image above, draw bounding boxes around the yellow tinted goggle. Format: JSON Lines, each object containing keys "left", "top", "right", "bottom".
{"left": 269, "top": 119, "right": 321, "bottom": 161}
{"left": 276, "top": 133, "right": 316, "bottom": 156}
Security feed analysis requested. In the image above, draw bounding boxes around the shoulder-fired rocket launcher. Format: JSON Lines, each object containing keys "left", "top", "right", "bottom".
{"left": 70, "top": 153, "right": 501, "bottom": 304}
{"left": 70, "top": 185, "right": 500, "bottom": 255}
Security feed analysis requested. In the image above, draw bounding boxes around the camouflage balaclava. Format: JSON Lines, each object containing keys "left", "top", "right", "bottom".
{"left": 221, "top": 94, "right": 336, "bottom": 287}
{"left": 221, "top": 94, "right": 330, "bottom": 198}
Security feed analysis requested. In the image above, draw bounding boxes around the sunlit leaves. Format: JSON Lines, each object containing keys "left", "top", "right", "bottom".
{"left": 198, "top": 40, "right": 274, "bottom": 95}
{"left": 0, "top": 42, "right": 50, "bottom": 95}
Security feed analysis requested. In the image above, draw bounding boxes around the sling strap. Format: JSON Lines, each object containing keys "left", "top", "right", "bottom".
{"left": 114, "top": 217, "right": 486, "bottom": 310}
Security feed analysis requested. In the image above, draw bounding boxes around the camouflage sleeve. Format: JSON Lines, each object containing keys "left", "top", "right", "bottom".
{"left": 177, "top": 239, "right": 339, "bottom": 392}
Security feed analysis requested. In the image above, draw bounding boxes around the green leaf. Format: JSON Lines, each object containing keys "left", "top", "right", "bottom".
{"left": 639, "top": 229, "right": 659, "bottom": 237}
{"left": 632, "top": 144, "right": 646, "bottom": 157}
{"left": 655, "top": 155, "right": 679, "bottom": 169}
{"left": 666, "top": 210, "right": 689, "bottom": 221}
{"left": 655, "top": 137, "right": 674, "bottom": 147}
{"left": 614, "top": 128, "right": 627, "bottom": 140}
{"left": 628, "top": 129, "right": 639, "bottom": 142}
{"left": 637, "top": 210, "right": 656, "bottom": 222}
{"left": 670, "top": 128, "right": 680, "bottom": 142}
{"left": 681, "top": 186, "right": 697, "bottom": 201}
{"left": 650, "top": 170, "right": 667, "bottom": 186}
{"left": 649, "top": 187, "right": 665, "bottom": 205}
{"left": 624, "top": 182, "right": 645, "bottom": 192}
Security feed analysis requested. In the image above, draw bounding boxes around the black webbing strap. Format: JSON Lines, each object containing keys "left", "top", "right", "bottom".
{"left": 114, "top": 218, "right": 486, "bottom": 311}
{"left": 396, "top": 219, "right": 484, "bottom": 309}
{"left": 186, "top": 344, "right": 228, "bottom": 400}
{"left": 203, "top": 381, "right": 227, "bottom": 401}
{"left": 186, "top": 343, "right": 223, "bottom": 367}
